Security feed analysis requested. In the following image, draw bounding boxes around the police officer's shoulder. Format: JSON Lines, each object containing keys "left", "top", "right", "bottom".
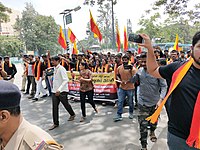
{"left": 23, "top": 123, "right": 63, "bottom": 150}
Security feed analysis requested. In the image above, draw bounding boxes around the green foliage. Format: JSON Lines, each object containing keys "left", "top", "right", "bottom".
{"left": 0, "top": 2, "right": 12, "bottom": 23}
{"left": 14, "top": 3, "right": 60, "bottom": 55}
{"left": 137, "top": 0, "right": 199, "bottom": 45}
{"left": 0, "top": 36, "right": 23, "bottom": 56}
{"left": 153, "top": 0, "right": 199, "bottom": 21}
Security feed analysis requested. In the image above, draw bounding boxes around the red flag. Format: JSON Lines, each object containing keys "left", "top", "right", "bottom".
{"left": 116, "top": 25, "right": 120, "bottom": 52}
{"left": 124, "top": 26, "right": 128, "bottom": 52}
{"left": 58, "top": 26, "right": 67, "bottom": 49}
{"left": 90, "top": 10, "right": 102, "bottom": 42}
{"left": 68, "top": 28, "right": 76, "bottom": 43}
{"left": 137, "top": 45, "right": 142, "bottom": 54}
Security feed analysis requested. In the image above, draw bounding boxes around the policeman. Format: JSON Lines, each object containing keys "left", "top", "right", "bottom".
{"left": 0, "top": 80, "right": 63, "bottom": 150}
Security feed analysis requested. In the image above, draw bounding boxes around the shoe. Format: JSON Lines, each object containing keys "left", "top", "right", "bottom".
{"left": 102, "top": 102, "right": 106, "bottom": 106}
{"left": 41, "top": 94, "right": 47, "bottom": 98}
{"left": 129, "top": 113, "right": 134, "bottom": 119}
{"left": 32, "top": 97, "right": 38, "bottom": 101}
{"left": 149, "top": 131, "right": 157, "bottom": 142}
{"left": 23, "top": 92, "right": 29, "bottom": 94}
{"left": 68, "top": 115, "right": 76, "bottom": 121}
{"left": 30, "top": 93, "right": 35, "bottom": 96}
{"left": 80, "top": 117, "right": 86, "bottom": 122}
{"left": 28, "top": 95, "right": 34, "bottom": 99}
{"left": 113, "top": 115, "right": 122, "bottom": 122}
{"left": 21, "top": 89, "right": 25, "bottom": 92}
{"left": 48, "top": 124, "right": 59, "bottom": 130}
{"left": 94, "top": 107, "right": 98, "bottom": 113}
{"left": 113, "top": 103, "right": 118, "bottom": 109}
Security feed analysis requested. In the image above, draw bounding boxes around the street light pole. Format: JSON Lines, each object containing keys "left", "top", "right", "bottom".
{"left": 59, "top": 6, "right": 81, "bottom": 52}
{"left": 111, "top": 0, "right": 115, "bottom": 50}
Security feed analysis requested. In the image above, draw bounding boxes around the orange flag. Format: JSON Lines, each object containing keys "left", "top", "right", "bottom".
{"left": 124, "top": 26, "right": 128, "bottom": 52}
{"left": 68, "top": 28, "right": 76, "bottom": 43}
{"left": 72, "top": 41, "right": 78, "bottom": 55}
{"left": 173, "top": 34, "right": 179, "bottom": 51}
{"left": 58, "top": 26, "right": 67, "bottom": 49}
{"left": 90, "top": 10, "right": 102, "bottom": 42}
{"left": 116, "top": 25, "right": 121, "bottom": 52}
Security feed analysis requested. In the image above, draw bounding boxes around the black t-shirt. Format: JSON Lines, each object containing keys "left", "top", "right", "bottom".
{"left": 159, "top": 61, "right": 200, "bottom": 139}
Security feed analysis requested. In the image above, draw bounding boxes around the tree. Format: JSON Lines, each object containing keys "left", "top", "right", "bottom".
{"left": 153, "top": 0, "right": 200, "bottom": 21}
{"left": 0, "top": 36, "right": 23, "bottom": 56}
{"left": 14, "top": 3, "right": 60, "bottom": 55}
{"left": 0, "top": 2, "right": 12, "bottom": 23}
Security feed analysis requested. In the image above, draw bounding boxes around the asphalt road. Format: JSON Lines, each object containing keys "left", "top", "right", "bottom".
{"left": 14, "top": 64, "right": 169, "bottom": 150}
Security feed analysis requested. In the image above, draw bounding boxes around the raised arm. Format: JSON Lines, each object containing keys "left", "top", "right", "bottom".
{"left": 139, "top": 34, "right": 162, "bottom": 78}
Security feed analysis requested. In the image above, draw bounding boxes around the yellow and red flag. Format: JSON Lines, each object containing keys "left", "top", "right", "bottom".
{"left": 58, "top": 26, "right": 67, "bottom": 49}
{"left": 124, "top": 26, "right": 128, "bottom": 52}
{"left": 68, "top": 28, "right": 76, "bottom": 43}
{"left": 173, "top": 34, "right": 179, "bottom": 51}
{"left": 72, "top": 41, "right": 78, "bottom": 55}
{"left": 116, "top": 25, "right": 121, "bottom": 52}
{"left": 90, "top": 10, "right": 102, "bottom": 42}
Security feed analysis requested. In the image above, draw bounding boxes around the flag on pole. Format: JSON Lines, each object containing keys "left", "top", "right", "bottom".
{"left": 124, "top": 26, "right": 128, "bottom": 52}
{"left": 116, "top": 25, "right": 121, "bottom": 52}
{"left": 72, "top": 41, "right": 78, "bottom": 55}
{"left": 68, "top": 28, "right": 76, "bottom": 43}
{"left": 173, "top": 34, "right": 179, "bottom": 51}
{"left": 90, "top": 10, "right": 102, "bottom": 42}
{"left": 58, "top": 26, "right": 67, "bottom": 49}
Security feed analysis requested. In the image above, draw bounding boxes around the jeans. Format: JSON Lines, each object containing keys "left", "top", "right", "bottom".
{"left": 167, "top": 132, "right": 198, "bottom": 150}
{"left": 117, "top": 88, "right": 134, "bottom": 116}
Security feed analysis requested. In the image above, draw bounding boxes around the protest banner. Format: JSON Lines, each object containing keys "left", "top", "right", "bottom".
{"left": 67, "top": 71, "right": 118, "bottom": 101}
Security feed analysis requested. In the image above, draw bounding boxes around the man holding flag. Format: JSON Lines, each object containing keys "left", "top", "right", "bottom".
{"left": 139, "top": 31, "right": 200, "bottom": 150}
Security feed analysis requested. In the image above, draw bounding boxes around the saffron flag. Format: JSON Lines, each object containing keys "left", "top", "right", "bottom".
{"left": 124, "top": 26, "right": 128, "bottom": 52}
{"left": 72, "top": 41, "right": 78, "bottom": 55}
{"left": 68, "top": 28, "right": 76, "bottom": 43}
{"left": 58, "top": 26, "right": 67, "bottom": 49}
{"left": 90, "top": 10, "right": 102, "bottom": 42}
{"left": 116, "top": 25, "right": 121, "bottom": 52}
{"left": 173, "top": 34, "right": 179, "bottom": 51}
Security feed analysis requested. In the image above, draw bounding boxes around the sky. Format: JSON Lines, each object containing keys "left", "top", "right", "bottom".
{"left": 1, "top": 0, "right": 198, "bottom": 41}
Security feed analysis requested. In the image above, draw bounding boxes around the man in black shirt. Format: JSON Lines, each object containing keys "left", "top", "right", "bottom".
{"left": 2, "top": 56, "right": 17, "bottom": 83}
{"left": 139, "top": 31, "right": 200, "bottom": 150}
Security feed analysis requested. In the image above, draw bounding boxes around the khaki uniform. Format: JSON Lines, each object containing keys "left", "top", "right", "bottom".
{"left": 1, "top": 118, "right": 63, "bottom": 150}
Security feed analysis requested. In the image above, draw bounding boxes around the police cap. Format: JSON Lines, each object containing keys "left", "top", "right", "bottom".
{"left": 0, "top": 81, "right": 21, "bottom": 109}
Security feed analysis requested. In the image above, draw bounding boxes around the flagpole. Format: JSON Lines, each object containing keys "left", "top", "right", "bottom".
{"left": 75, "top": 37, "right": 85, "bottom": 53}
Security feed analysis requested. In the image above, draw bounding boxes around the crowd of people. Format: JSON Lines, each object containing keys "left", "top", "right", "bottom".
{"left": 0, "top": 31, "right": 199, "bottom": 150}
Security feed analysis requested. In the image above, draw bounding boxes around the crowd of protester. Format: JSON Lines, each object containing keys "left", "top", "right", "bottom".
{"left": 0, "top": 34, "right": 196, "bottom": 150}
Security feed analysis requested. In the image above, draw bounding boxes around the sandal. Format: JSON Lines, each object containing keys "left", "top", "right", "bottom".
{"left": 149, "top": 131, "right": 157, "bottom": 142}
{"left": 80, "top": 117, "right": 86, "bottom": 122}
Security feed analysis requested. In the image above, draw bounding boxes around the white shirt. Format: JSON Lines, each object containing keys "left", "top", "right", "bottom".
{"left": 52, "top": 64, "right": 69, "bottom": 93}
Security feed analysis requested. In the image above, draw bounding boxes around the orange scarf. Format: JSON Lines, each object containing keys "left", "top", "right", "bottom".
{"left": 102, "top": 64, "right": 108, "bottom": 73}
{"left": 34, "top": 61, "right": 41, "bottom": 81}
{"left": 146, "top": 58, "right": 200, "bottom": 149}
